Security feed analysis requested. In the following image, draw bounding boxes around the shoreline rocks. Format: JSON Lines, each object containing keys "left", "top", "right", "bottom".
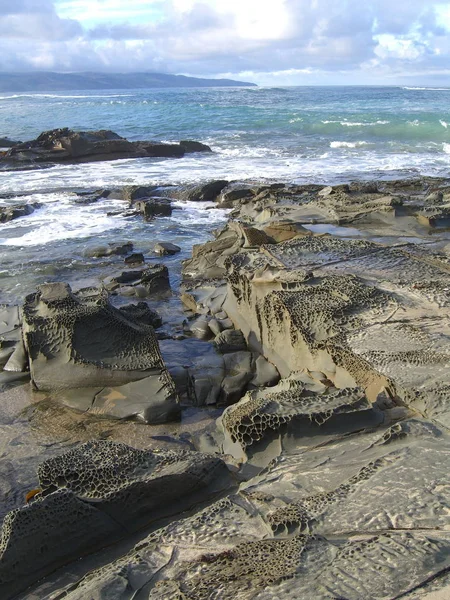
{"left": 2, "top": 175, "right": 450, "bottom": 599}
{"left": 0, "top": 128, "right": 213, "bottom": 170}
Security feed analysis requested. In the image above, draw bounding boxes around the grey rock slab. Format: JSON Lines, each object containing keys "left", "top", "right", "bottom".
{"left": 0, "top": 441, "right": 233, "bottom": 599}
{"left": 250, "top": 355, "right": 280, "bottom": 388}
{"left": 154, "top": 242, "right": 181, "bottom": 255}
{"left": 214, "top": 329, "right": 247, "bottom": 353}
{"left": 21, "top": 283, "right": 179, "bottom": 423}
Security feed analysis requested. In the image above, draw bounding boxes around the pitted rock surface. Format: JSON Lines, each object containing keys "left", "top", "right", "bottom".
{"left": 219, "top": 376, "right": 383, "bottom": 464}
{"left": 21, "top": 283, "right": 179, "bottom": 422}
{"left": 0, "top": 441, "right": 232, "bottom": 599}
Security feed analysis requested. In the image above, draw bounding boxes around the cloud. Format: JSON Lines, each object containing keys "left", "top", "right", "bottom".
{"left": 0, "top": 0, "right": 449, "bottom": 84}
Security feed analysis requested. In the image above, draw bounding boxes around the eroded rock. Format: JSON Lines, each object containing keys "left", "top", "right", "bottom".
{"left": 21, "top": 283, "right": 178, "bottom": 422}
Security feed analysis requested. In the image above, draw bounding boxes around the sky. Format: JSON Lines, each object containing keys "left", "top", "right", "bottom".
{"left": 0, "top": 0, "right": 450, "bottom": 85}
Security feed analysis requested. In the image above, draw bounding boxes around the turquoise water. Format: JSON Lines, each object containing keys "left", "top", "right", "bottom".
{"left": 0, "top": 85, "right": 449, "bottom": 304}
{"left": 1, "top": 86, "right": 450, "bottom": 184}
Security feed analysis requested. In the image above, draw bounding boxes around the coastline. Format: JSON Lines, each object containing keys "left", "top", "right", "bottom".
{"left": 1, "top": 159, "right": 450, "bottom": 597}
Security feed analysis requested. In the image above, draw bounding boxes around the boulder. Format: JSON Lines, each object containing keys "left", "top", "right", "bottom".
{"left": 120, "top": 185, "right": 159, "bottom": 202}
{"left": 0, "top": 202, "right": 41, "bottom": 223}
{"left": 214, "top": 329, "right": 247, "bottom": 354}
{"left": 84, "top": 241, "right": 133, "bottom": 258}
{"left": 154, "top": 242, "right": 181, "bottom": 255}
{"left": 118, "top": 301, "right": 162, "bottom": 328}
{"left": 124, "top": 252, "right": 145, "bottom": 265}
{"left": 134, "top": 199, "right": 172, "bottom": 219}
{"left": 140, "top": 264, "right": 171, "bottom": 294}
{"left": 179, "top": 180, "right": 229, "bottom": 202}
{"left": 21, "top": 283, "right": 179, "bottom": 423}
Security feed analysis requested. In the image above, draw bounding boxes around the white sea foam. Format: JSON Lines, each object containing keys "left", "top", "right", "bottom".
{"left": 0, "top": 93, "right": 134, "bottom": 100}
{"left": 330, "top": 141, "right": 369, "bottom": 148}
{"left": 403, "top": 87, "right": 450, "bottom": 91}
{"left": 289, "top": 117, "right": 303, "bottom": 123}
{"left": 440, "top": 120, "right": 448, "bottom": 129}
{"left": 322, "top": 120, "right": 389, "bottom": 127}
{"left": 443, "top": 143, "right": 450, "bottom": 154}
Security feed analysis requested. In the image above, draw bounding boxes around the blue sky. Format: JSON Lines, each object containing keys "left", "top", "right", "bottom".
{"left": 0, "top": 0, "right": 449, "bottom": 85}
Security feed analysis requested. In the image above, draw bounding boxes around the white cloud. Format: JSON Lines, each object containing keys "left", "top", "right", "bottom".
{"left": 0, "top": 0, "right": 449, "bottom": 84}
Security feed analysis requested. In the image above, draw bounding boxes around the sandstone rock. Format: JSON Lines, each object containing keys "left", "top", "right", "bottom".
{"left": 219, "top": 376, "right": 383, "bottom": 465}
{"left": 214, "top": 329, "right": 247, "bottom": 353}
{"left": 318, "top": 185, "right": 334, "bottom": 197}
{"left": 0, "top": 440, "right": 232, "bottom": 599}
{"left": 21, "top": 283, "right": 178, "bottom": 423}
{"left": 154, "top": 242, "right": 181, "bottom": 255}
{"left": 250, "top": 354, "right": 280, "bottom": 387}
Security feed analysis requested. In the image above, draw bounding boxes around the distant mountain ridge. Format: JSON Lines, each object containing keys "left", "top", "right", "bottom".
{"left": 0, "top": 72, "right": 257, "bottom": 92}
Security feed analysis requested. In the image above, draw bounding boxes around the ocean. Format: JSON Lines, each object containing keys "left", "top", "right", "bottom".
{"left": 0, "top": 85, "right": 449, "bottom": 304}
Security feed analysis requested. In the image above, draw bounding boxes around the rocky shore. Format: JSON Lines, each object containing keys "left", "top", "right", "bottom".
{"left": 1, "top": 172, "right": 450, "bottom": 599}
{"left": 0, "top": 128, "right": 212, "bottom": 171}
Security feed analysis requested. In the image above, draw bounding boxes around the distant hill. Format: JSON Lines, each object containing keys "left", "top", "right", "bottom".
{"left": 0, "top": 72, "right": 257, "bottom": 92}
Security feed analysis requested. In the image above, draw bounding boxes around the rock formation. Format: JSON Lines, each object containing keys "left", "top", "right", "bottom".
{"left": 0, "top": 128, "right": 212, "bottom": 169}
{"left": 20, "top": 282, "right": 180, "bottom": 423}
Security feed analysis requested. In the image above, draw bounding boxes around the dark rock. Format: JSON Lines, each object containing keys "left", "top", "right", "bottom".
{"left": 154, "top": 242, "right": 181, "bottom": 255}
{"left": 0, "top": 202, "right": 41, "bottom": 223}
{"left": 72, "top": 189, "right": 110, "bottom": 205}
{"left": 0, "top": 137, "right": 22, "bottom": 148}
{"left": 118, "top": 301, "right": 162, "bottom": 328}
{"left": 120, "top": 185, "right": 159, "bottom": 202}
{"left": 85, "top": 242, "right": 133, "bottom": 258}
{"left": 112, "top": 270, "right": 144, "bottom": 284}
{"left": 140, "top": 264, "right": 171, "bottom": 294}
{"left": 134, "top": 199, "right": 172, "bottom": 220}
{"left": 0, "top": 129, "right": 210, "bottom": 169}
{"left": 124, "top": 252, "right": 145, "bottom": 265}
{"left": 180, "top": 180, "right": 229, "bottom": 202}
{"left": 179, "top": 140, "right": 212, "bottom": 153}
{"left": 189, "top": 315, "right": 212, "bottom": 340}
{"left": 135, "top": 141, "right": 185, "bottom": 158}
